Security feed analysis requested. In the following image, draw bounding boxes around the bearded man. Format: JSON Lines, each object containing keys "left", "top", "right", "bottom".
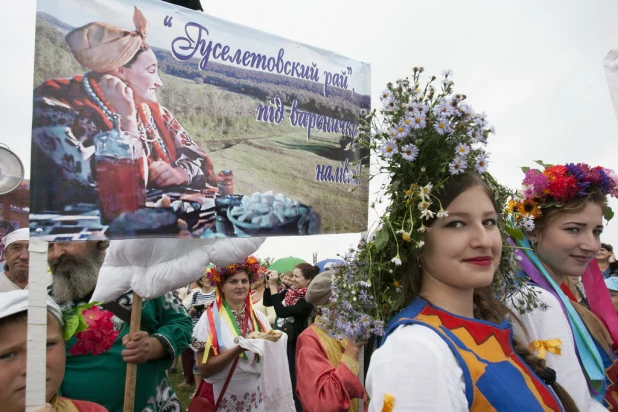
{"left": 0, "top": 228, "right": 29, "bottom": 292}
{"left": 48, "top": 241, "right": 192, "bottom": 412}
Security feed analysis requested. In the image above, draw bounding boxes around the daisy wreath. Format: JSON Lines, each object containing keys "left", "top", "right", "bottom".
{"left": 320, "top": 68, "right": 541, "bottom": 343}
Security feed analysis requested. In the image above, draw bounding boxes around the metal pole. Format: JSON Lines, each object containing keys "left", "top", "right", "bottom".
{"left": 25, "top": 237, "right": 48, "bottom": 411}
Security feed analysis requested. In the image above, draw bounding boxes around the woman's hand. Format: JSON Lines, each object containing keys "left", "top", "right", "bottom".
{"left": 267, "top": 270, "right": 279, "bottom": 286}
{"left": 149, "top": 161, "right": 189, "bottom": 187}
{"left": 343, "top": 338, "right": 365, "bottom": 359}
{"left": 99, "top": 75, "right": 138, "bottom": 131}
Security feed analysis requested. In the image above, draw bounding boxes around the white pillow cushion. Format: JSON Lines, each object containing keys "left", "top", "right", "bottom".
{"left": 91, "top": 237, "right": 264, "bottom": 302}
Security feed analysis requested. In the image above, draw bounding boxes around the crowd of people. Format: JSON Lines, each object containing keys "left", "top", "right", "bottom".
{"left": 5, "top": 158, "right": 618, "bottom": 411}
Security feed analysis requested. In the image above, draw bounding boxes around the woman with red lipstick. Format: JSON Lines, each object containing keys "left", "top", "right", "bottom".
{"left": 367, "top": 173, "right": 576, "bottom": 411}
{"left": 325, "top": 69, "right": 580, "bottom": 411}
{"left": 506, "top": 163, "right": 618, "bottom": 411}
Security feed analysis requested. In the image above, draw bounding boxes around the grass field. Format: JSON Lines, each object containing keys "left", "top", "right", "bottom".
{"left": 168, "top": 362, "right": 194, "bottom": 410}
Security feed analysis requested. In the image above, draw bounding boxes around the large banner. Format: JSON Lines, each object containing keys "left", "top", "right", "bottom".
{"left": 30, "top": 0, "right": 370, "bottom": 241}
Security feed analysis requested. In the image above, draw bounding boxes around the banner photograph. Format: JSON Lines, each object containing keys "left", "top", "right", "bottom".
{"left": 29, "top": 0, "right": 371, "bottom": 241}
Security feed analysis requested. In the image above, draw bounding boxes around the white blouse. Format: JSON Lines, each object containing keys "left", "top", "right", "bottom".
{"left": 366, "top": 324, "right": 468, "bottom": 412}
{"left": 508, "top": 285, "right": 606, "bottom": 412}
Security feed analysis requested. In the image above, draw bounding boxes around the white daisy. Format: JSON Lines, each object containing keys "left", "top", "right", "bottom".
{"left": 381, "top": 140, "right": 398, "bottom": 158}
{"left": 410, "top": 112, "right": 427, "bottom": 130}
{"left": 434, "top": 118, "right": 451, "bottom": 135}
{"left": 437, "top": 209, "right": 449, "bottom": 218}
{"left": 401, "top": 143, "right": 419, "bottom": 162}
{"left": 379, "top": 89, "right": 393, "bottom": 101}
{"left": 394, "top": 124, "right": 409, "bottom": 140}
{"left": 344, "top": 142, "right": 354, "bottom": 151}
{"left": 475, "top": 154, "right": 489, "bottom": 173}
{"left": 442, "top": 68, "right": 454, "bottom": 77}
{"left": 421, "top": 209, "right": 435, "bottom": 219}
{"left": 468, "top": 129, "right": 482, "bottom": 143}
{"left": 416, "top": 241, "right": 425, "bottom": 249}
{"left": 420, "top": 183, "right": 433, "bottom": 198}
{"left": 400, "top": 118, "right": 414, "bottom": 128}
{"left": 391, "top": 256, "right": 402, "bottom": 266}
{"left": 522, "top": 216, "right": 535, "bottom": 231}
{"left": 418, "top": 200, "right": 431, "bottom": 211}
{"left": 448, "top": 157, "right": 467, "bottom": 175}
{"left": 455, "top": 143, "right": 470, "bottom": 156}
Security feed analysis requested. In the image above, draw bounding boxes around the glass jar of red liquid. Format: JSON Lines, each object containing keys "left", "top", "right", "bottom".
{"left": 217, "top": 169, "right": 234, "bottom": 197}
{"left": 94, "top": 128, "right": 146, "bottom": 225}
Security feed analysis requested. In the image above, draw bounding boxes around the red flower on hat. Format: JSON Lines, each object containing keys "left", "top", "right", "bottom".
{"left": 69, "top": 307, "right": 119, "bottom": 356}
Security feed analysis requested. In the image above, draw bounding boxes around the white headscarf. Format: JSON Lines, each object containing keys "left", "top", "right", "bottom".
{"left": 0, "top": 290, "right": 63, "bottom": 325}
{"left": 2, "top": 227, "right": 29, "bottom": 247}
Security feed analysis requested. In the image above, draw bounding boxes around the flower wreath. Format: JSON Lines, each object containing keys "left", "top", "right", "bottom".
{"left": 506, "top": 161, "right": 618, "bottom": 231}
{"left": 205, "top": 255, "right": 263, "bottom": 287}
{"left": 320, "top": 68, "right": 541, "bottom": 343}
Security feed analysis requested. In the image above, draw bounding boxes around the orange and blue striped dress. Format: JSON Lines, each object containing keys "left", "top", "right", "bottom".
{"left": 381, "top": 298, "right": 564, "bottom": 411}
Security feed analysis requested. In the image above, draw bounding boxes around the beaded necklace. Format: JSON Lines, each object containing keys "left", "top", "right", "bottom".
{"left": 83, "top": 73, "right": 172, "bottom": 163}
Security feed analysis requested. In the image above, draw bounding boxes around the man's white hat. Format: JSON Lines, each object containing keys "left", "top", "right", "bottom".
{"left": 2, "top": 228, "right": 29, "bottom": 248}
{"left": 0, "top": 289, "right": 63, "bottom": 325}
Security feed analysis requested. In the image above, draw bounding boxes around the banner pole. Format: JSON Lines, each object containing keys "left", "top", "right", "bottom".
{"left": 123, "top": 294, "right": 143, "bottom": 412}
{"left": 25, "top": 238, "right": 49, "bottom": 411}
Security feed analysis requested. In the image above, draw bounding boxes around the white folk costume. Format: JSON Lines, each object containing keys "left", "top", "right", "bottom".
{"left": 192, "top": 298, "right": 271, "bottom": 411}
{"left": 505, "top": 163, "right": 618, "bottom": 410}
{"left": 191, "top": 257, "right": 273, "bottom": 411}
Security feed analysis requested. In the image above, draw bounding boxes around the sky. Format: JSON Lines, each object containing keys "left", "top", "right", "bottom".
{"left": 1, "top": 0, "right": 618, "bottom": 264}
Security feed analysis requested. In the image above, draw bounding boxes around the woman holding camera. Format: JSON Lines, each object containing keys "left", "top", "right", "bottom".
{"left": 265, "top": 263, "right": 318, "bottom": 410}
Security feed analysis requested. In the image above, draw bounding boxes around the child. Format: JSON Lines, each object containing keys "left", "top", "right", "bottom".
{"left": 0, "top": 290, "right": 107, "bottom": 412}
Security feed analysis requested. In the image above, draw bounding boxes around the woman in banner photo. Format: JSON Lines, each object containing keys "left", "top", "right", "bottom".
{"left": 30, "top": 7, "right": 217, "bottom": 213}
{"left": 192, "top": 256, "right": 271, "bottom": 411}
{"left": 264, "top": 263, "right": 317, "bottom": 410}
{"left": 296, "top": 269, "right": 366, "bottom": 412}
{"left": 506, "top": 163, "right": 618, "bottom": 411}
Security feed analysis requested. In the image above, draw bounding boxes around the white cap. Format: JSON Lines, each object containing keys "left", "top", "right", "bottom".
{"left": 0, "top": 290, "right": 63, "bottom": 325}
{"left": 2, "top": 228, "right": 29, "bottom": 247}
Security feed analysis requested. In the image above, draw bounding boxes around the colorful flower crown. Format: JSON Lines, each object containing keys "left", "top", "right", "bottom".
{"left": 507, "top": 161, "right": 618, "bottom": 231}
{"left": 319, "top": 68, "right": 539, "bottom": 344}
{"left": 205, "top": 255, "right": 262, "bottom": 286}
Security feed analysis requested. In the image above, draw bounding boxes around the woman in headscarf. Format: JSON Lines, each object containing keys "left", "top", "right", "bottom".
{"left": 191, "top": 256, "right": 271, "bottom": 411}
{"left": 296, "top": 270, "right": 366, "bottom": 412}
{"left": 31, "top": 7, "right": 216, "bottom": 213}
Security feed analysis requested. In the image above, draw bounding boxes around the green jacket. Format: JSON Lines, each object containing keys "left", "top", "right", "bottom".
{"left": 58, "top": 291, "right": 192, "bottom": 412}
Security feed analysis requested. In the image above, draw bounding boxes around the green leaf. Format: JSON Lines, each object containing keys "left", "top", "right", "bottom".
{"left": 391, "top": 180, "right": 401, "bottom": 191}
{"left": 505, "top": 226, "right": 525, "bottom": 241}
{"left": 63, "top": 314, "right": 79, "bottom": 341}
{"left": 533, "top": 160, "right": 547, "bottom": 169}
{"left": 76, "top": 314, "right": 88, "bottom": 333}
{"left": 605, "top": 206, "right": 615, "bottom": 222}
{"left": 521, "top": 167, "right": 530, "bottom": 173}
{"left": 374, "top": 228, "right": 390, "bottom": 251}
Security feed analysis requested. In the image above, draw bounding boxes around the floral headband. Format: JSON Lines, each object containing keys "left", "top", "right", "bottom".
{"left": 205, "top": 255, "right": 263, "bottom": 286}
{"left": 507, "top": 161, "right": 618, "bottom": 231}
{"left": 318, "top": 68, "right": 537, "bottom": 344}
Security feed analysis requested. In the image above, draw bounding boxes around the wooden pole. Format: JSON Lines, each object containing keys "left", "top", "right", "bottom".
{"left": 123, "top": 294, "right": 143, "bottom": 412}
{"left": 25, "top": 238, "right": 48, "bottom": 411}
